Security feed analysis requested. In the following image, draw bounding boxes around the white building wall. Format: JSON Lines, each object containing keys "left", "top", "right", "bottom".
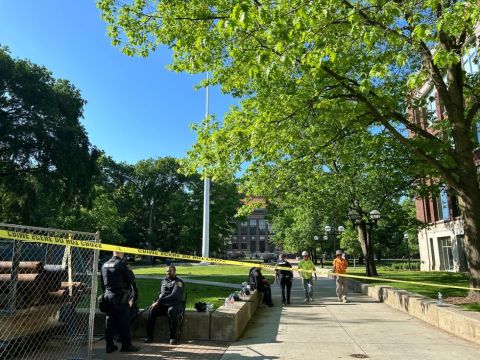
{"left": 417, "top": 219, "right": 467, "bottom": 272}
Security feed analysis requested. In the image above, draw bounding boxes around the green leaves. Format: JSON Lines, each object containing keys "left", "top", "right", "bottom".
{"left": 0, "top": 48, "right": 98, "bottom": 226}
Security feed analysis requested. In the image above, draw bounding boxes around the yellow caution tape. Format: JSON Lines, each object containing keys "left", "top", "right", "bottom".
{"left": 332, "top": 272, "right": 480, "bottom": 292}
{"left": 1, "top": 229, "right": 478, "bottom": 292}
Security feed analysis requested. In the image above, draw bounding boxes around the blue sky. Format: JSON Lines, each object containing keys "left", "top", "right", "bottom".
{"left": 0, "top": 0, "right": 234, "bottom": 164}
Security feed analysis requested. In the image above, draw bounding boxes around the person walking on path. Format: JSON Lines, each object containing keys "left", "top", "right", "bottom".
{"left": 333, "top": 250, "right": 349, "bottom": 303}
{"left": 298, "top": 251, "right": 316, "bottom": 302}
{"left": 275, "top": 254, "right": 293, "bottom": 305}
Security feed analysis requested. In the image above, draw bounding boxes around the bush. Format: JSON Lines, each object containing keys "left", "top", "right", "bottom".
{"left": 390, "top": 262, "right": 420, "bottom": 270}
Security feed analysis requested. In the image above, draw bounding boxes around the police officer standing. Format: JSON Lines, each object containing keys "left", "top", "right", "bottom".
{"left": 144, "top": 264, "right": 184, "bottom": 345}
{"left": 101, "top": 251, "right": 140, "bottom": 354}
{"left": 275, "top": 254, "right": 293, "bottom": 305}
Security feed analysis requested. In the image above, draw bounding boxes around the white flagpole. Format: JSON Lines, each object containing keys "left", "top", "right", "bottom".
{"left": 202, "top": 73, "right": 210, "bottom": 259}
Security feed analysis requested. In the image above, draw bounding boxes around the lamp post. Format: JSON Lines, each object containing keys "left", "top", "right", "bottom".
{"left": 403, "top": 233, "right": 411, "bottom": 270}
{"left": 324, "top": 225, "right": 345, "bottom": 256}
{"left": 313, "top": 236, "right": 323, "bottom": 267}
{"left": 347, "top": 208, "right": 381, "bottom": 276}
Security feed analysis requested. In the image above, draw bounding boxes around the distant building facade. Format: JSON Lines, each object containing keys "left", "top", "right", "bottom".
{"left": 413, "top": 28, "right": 479, "bottom": 272}
{"left": 226, "top": 207, "right": 277, "bottom": 256}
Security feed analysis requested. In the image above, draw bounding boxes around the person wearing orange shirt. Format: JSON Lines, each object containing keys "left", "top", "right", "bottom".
{"left": 333, "top": 250, "right": 348, "bottom": 303}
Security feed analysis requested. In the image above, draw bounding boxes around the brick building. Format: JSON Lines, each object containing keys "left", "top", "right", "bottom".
{"left": 225, "top": 206, "right": 277, "bottom": 257}
{"left": 414, "top": 31, "right": 479, "bottom": 272}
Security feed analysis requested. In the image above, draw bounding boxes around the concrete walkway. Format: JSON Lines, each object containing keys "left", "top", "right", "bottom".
{"left": 221, "top": 276, "right": 480, "bottom": 360}
{"left": 135, "top": 275, "right": 241, "bottom": 289}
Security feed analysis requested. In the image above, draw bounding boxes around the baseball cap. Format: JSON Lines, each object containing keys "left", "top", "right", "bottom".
{"left": 335, "top": 250, "right": 343, "bottom": 255}
{"left": 301, "top": 251, "right": 308, "bottom": 256}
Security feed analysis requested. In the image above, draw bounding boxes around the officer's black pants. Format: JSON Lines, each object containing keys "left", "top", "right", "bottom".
{"left": 280, "top": 277, "right": 292, "bottom": 303}
{"left": 105, "top": 301, "right": 131, "bottom": 349}
{"left": 146, "top": 303, "right": 182, "bottom": 339}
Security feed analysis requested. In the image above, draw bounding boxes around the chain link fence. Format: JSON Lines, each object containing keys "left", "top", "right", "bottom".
{"left": 0, "top": 223, "right": 99, "bottom": 360}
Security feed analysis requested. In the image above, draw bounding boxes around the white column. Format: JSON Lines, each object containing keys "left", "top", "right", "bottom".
{"left": 202, "top": 177, "right": 210, "bottom": 258}
{"left": 202, "top": 73, "right": 210, "bottom": 258}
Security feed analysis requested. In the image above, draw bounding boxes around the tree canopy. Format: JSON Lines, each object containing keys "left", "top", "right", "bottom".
{"left": 98, "top": 0, "right": 480, "bottom": 288}
{"left": 0, "top": 47, "right": 99, "bottom": 225}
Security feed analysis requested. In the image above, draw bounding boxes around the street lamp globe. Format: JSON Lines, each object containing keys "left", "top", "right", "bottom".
{"left": 325, "top": 225, "right": 332, "bottom": 233}
{"left": 323, "top": 235, "right": 328, "bottom": 241}
{"left": 314, "top": 235, "right": 319, "bottom": 241}
{"left": 338, "top": 225, "right": 345, "bottom": 233}
{"left": 369, "top": 209, "right": 381, "bottom": 220}
{"left": 348, "top": 210, "right": 360, "bottom": 221}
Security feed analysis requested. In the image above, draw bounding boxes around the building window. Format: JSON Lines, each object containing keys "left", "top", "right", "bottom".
{"left": 259, "top": 241, "right": 265, "bottom": 252}
{"left": 249, "top": 219, "right": 257, "bottom": 235}
{"left": 434, "top": 187, "right": 450, "bottom": 221}
{"left": 450, "top": 194, "right": 461, "bottom": 218}
{"left": 259, "top": 219, "right": 266, "bottom": 235}
{"left": 241, "top": 243, "right": 247, "bottom": 250}
{"left": 232, "top": 243, "right": 238, "bottom": 250}
{"left": 463, "top": 46, "right": 479, "bottom": 75}
{"left": 439, "top": 237, "right": 454, "bottom": 271}
{"left": 240, "top": 222, "right": 248, "bottom": 235}
{"left": 476, "top": 123, "right": 480, "bottom": 145}
{"left": 425, "top": 88, "right": 437, "bottom": 126}
{"left": 250, "top": 241, "right": 257, "bottom": 252}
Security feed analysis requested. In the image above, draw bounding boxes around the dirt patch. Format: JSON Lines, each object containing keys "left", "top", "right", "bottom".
{"left": 445, "top": 297, "right": 480, "bottom": 305}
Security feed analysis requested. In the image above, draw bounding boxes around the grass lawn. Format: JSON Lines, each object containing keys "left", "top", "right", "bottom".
{"left": 97, "top": 278, "right": 233, "bottom": 310}
{"left": 133, "top": 264, "right": 275, "bottom": 284}
{"left": 134, "top": 278, "right": 233, "bottom": 309}
{"left": 347, "top": 268, "right": 480, "bottom": 311}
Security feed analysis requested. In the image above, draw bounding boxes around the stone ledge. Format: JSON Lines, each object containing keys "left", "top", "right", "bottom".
{"left": 91, "top": 291, "right": 260, "bottom": 342}
{"left": 210, "top": 291, "right": 259, "bottom": 341}
{"left": 348, "top": 279, "right": 480, "bottom": 345}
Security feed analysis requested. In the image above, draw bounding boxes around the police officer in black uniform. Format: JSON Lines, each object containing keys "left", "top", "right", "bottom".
{"left": 275, "top": 254, "right": 293, "bottom": 305}
{"left": 144, "top": 264, "right": 184, "bottom": 345}
{"left": 101, "top": 251, "right": 140, "bottom": 354}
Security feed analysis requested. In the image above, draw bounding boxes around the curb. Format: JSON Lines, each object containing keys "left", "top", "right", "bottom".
{"left": 337, "top": 275, "right": 480, "bottom": 345}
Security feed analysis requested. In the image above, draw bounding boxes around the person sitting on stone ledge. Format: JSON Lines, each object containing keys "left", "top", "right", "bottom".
{"left": 144, "top": 264, "right": 184, "bottom": 345}
{"left": 249, "top": 266, "right": 273, "bottom": 307}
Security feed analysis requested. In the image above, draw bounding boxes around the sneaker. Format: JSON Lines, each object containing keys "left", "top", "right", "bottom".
{"left": 169, "top": 339, "right": 177, "bottom": 345}
{"left": 309, "top": 297, "right": 314, "bottom": 302}
{"left": 106, "top": 345, "right": 118, "bottom": 354}
{"left": 304, "top": 298, "right": 309, "bottom": 303}
{"left": 120, "top": 345, "right": 140, "bottom": 353}
{"left": 342, "top": 296, "right": 348, "bottom": 303}
{"left": 338, "top": 296, "right": 342, "bottom": 302}
{"left": 143, "top": 337, "right": 153, "bottom": 343}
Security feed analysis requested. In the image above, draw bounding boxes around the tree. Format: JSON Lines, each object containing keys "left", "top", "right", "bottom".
{"left": 93, "top": 155, "right": 241, "bottom": 253}
{"left": 252, "top": 129, "right": 416, "bottom": 276}
{"left": 97, "top": 1, "right": 480, "bottom": 291}
{"left": 0, "top": 47, "right": 99, "bottom": 225}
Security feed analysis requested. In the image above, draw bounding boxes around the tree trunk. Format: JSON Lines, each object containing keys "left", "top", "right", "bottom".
{"left": 357, "top": 221, "right": 378, "bottom": 276}
{"left": 447, "top": 101, "right": 480, "bottom": 295}
{"left": 457, "top": 183, "right": 480, "bottom": 297}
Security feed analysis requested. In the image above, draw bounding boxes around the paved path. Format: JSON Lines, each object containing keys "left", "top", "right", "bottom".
{"left": 135, "top": 275, "right": 241, "bottom": 289}
{"left": 92, "top": 340, "right": 229, "bottom": 359}
{"left": 221, "top": 277, "right": 480, "bottom": 360}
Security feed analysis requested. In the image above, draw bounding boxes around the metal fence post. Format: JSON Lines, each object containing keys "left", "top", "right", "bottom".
{"left": 87, "top": 231, "right": 100, "bottom": 360}
{"left": 6, "top": 240, "right": 21, "bottom": 315}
